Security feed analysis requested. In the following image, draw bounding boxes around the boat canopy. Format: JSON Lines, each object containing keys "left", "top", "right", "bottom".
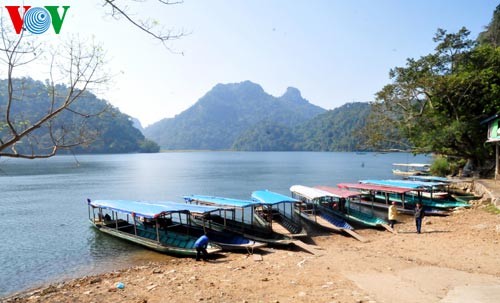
{"left": 407, "top": 175, "right": 451, "bottom": 183}
{"left": 290, "top": 185, "right": 338, "bottom": 200}
{"left": 360, "top": 179, "right": 445, "bottom": 189}
{"left": 314, "top": 186, "right": 360, "bottom": 198}
{"left": 251, "top": 190, "right": 300, "bottom": 205}
{"left": 88, "top": 199, "right": 221, "bottom": 218}
{"left": 183, "top": 195, "right": 259, "bottom": 208}
{"left": 337, "top": 183, "right": 414, "bottom": 194}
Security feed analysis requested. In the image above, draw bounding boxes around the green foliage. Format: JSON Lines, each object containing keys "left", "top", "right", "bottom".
{"left": 139, "top": 139, "right": 160, "bottom": 153}
{"left": 231, "top": 102, "right": 395, "bottom": 152}
{"left": 430, "top": 156, "right": 450, "bottom": 176}
{"left": 365, "top": 14, "right": 500, "bottom": 172}
{"left": 295, "top": 102, "right": 374, "bottom": 151}
{"left": 484, "top": 203, "right": 500, "bottom": 215}
{"left": 478, "top": 4, "right": 500, "bottom": 47}
{"left": 232, "top": 121, "right": 299, "bottom": 151}
{"left": 0, "top": 78, "right": 159, "bottom": 154}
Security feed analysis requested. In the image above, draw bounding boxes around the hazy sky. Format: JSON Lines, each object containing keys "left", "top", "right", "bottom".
{"left": 6, "top": 1, "right": 500, "bottom": 126}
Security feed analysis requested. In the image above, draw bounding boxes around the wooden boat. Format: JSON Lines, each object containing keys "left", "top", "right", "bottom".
{"left": 146, "top": 200, "right": 268, "bottom": 251}
{"left": 392, "top": 163, "right": 430, "bottom": 176}
{"left": 337, "top": 183, "right": 449, "bottom": 216}
{"left": 250, "top": 190, "right": 308, "bottom": 238}
{"left": 289, "top": 185, "right": 354, "bottom": 231}
{"left": 363, "top": 178, "right": 450, "bottom": 200}
{"left": 314, "top": 185, "right": 390, "bottom": 228}
{"left": 87, "top": 199, "right": 222, "bottom": 256}
{"left": 359, "top": 179, "right": 470, "bottom": 209}
{"left": 184, "top": 195, "right": 295, "bottom": 245}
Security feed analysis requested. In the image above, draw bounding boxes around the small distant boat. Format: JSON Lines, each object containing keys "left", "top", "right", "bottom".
{"left": 87, "top": 199, "right": 223, "bottom": 256}
{"left": 392, "top": 163, "right": 430, "bottom": 177}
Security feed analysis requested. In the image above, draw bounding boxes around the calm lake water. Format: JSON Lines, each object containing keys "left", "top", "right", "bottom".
{"left": 0, "top": 152, "right": 429, "bottom": 297}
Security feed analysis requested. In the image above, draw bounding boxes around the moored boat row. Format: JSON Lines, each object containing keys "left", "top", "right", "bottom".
{"left": 88, "top": 177, "right": 474, "bottom": 257}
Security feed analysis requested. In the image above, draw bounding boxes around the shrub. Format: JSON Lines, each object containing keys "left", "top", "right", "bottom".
{"left": 430, "top": 156, "right": 451, "bottom": 176}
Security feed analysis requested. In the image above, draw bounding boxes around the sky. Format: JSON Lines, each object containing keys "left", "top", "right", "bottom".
{"left": 2, "top": 0, "right": 499, "bottom": 126}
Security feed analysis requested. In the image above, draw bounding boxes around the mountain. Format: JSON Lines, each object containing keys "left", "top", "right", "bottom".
{"left": 131, "top": 117, "right": 145, "bottom": 134}
{"left": 144, "top": 81, "right": 325, "bottom": 149}
{"left": 231, "top": 120, "right": 300, "bottom": 151}
{"left": 0, "top": 78, "right": 160, "bottom": 154}
{"left": 232, "top": 102, "right": 372, "bottom": 151}
{"left": 295, "top": 102, "right": 371, "bottom": 151}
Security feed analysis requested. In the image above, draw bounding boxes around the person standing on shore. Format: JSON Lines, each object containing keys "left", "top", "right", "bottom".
{"left": 414, "top": 203, "right": 425, "bottom": 234}
{"left": 388, "top": 201, "right": 398, "bottom": 229}
{"left": 194, "top": 234, "right": 209, "bottom": 261}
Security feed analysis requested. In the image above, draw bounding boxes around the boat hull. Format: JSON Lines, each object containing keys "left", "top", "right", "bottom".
{"left": 92, "top": 222, "right": 222, "bottom": 256}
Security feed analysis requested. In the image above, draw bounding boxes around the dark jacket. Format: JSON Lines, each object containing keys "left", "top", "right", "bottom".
{"left": 414, "top": 206, "right": 425, "bottom": 219}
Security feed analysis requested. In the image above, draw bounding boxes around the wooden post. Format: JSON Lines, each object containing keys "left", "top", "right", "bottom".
{"left": 133, "top": 215, "right": 137, "bottom": 236}
{"left": 494, "top": 143, "right": 498, "bottom": 179}
{"left": 156, "top": 219, "right": 160, "bottom": 242}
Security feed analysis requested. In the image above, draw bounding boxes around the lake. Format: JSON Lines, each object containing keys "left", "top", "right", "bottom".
{"left": 0, "top": 152, "right": 429, "bottom": 297}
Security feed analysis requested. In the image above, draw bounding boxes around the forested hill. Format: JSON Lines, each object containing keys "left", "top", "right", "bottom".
{"left": 232, "top": 102, "right": 373, "bottom": 151}
{"left": 0, "top": 78, "right": 159, "bottom": 154}
{"left": 144, "top": 81, "right": 325, "bottom": 149}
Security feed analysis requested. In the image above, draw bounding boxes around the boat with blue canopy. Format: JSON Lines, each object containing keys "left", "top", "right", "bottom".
{"left": 407, "top": 175, "right": 451, "bottom": 183}
{"left": 337, "top": 183, "right": 450, "bottom": 216}
{"left": 148, "top": 200, "right": 266, "bottom": 251}
{"left": 359, "top": 180, "right": 470, "bottom": 209}
{"left": 184, "top": 195, "right": 295, "bottom": 245}
{"left": 251, "top": 190, "right": 308, "bottom": 238}
{"left": 360, "top": 179, "right": 445, "bottom": 189}
{"left": 88, "top": 199, "right": 224, "bottom": 256}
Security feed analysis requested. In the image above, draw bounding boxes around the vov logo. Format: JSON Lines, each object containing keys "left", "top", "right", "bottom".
{"left": 5, "top": 6, "right": 70, "bottom": 34}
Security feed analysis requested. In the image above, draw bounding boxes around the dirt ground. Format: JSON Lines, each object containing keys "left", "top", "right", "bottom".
{"left": 3, "top": 204, "right": 500, "bottom": 303}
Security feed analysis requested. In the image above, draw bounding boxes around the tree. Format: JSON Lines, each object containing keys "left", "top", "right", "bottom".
{"left": 0, "top": 1, "right": 185, "bottom": 159}
{"left": 102, "top": 0, "right": 187, "bottom": 50}
{"left": 0, "top": 22, "right": 109, "bottom": 159}
{"left": 365, "top": 26, "right": 500, "bottom": 173}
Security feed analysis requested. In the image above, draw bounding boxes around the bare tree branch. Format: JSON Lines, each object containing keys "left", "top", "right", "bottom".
{"left": 0, "top": 27, "right": 110, "bottom": 159}
{"left": 102, "top": 0, "right": 187, "bottom": 51}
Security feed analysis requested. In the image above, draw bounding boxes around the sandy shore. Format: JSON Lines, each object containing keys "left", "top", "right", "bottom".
{"left": 3, "top": 203, "right": 500, "bottom": 303}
